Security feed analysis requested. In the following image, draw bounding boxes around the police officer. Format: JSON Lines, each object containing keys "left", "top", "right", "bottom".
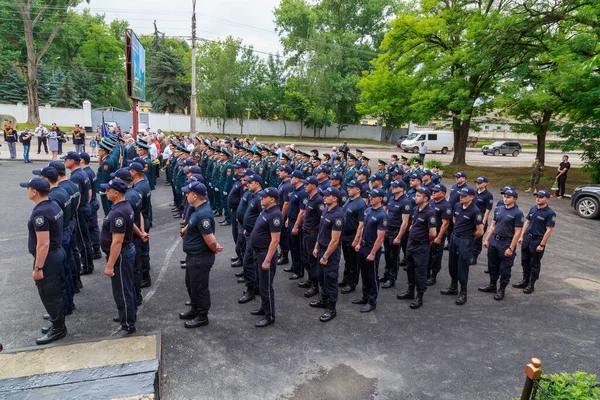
{"left": 277, "top": 165, "right": 293, "bottom": 266}
{"left": 338, "top": 180, "right": 366, "bottom": 294}
{"left": 315, "top": 166, "right": 330, "bottom": 194}
{"left": 422, "top": 170, "right": 435, "bottom": 191}
{"left": 98, "top": 140, "right": 118, "bottom": 216}
{"left": 219, "top": 149, "right": 235, "bottom": 226}
{"left": 351, "top": 188, "right": 387, "bottom": 312}
{"left": 249, "top": 187, "right": 283, "bottom": 327}
{"left": 446, "top": 171, "right": 470, "bottom": 245}
{"left": 427, "top": 184, "right": 452, "bottom": 286}
{"left": 295, "top": 175, "right": 324, "bottom": 298}
{"left": 99, "top": 178, "right": 137, "bottom": 337}
{"left": 479, "top": 188, "right": 524, "bottom": 300}
{"left": 381, "top": 180, "right": 411, "bottom": 288}
{"left": 228, "top": 162, "right": 246, "bottom": 267}
{"left": 441, "top": 186, "right": 484, "bottom": 305}
{"left": 22, "top": 178, "right": 67, "bottom": 345}
{"left": 80, "top": 152, "right": 102, "bottom": 259}
{"left": 238, "top": 174, "right": 263, "bottom": 304}
{"left": 514, "top": 190, "right": 555, "bottom": 294}
{"left": 131, "top": 161, "right": 153, "bottom": 288}
{"left": 396, "top": 188, "right": 436, "bottom": 309}
{"left": 287, "top": 170, "right": 308, "bottom": 280}
{"left": 310, "top": 186, "right": 344, "bottom": 322}
{"left": 343, "top": 154, "right": 358, "bottom": 189}
{"left": 178, "top": 182, "right": 223, "bottom": 328}
{"left": 472, "top": 176, "right": 494, "bottom": 265}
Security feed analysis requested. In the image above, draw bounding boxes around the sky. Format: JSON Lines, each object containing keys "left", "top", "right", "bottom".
{"left": 76, "top": 0, "right": 284, "bottom": 57}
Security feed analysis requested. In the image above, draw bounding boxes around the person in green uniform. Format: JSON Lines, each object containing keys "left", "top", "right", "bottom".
{"left": 220, "top": 149, "right": 235, "bottom": 225}
{"left": 98, "top": 140, "right": 118, "bottom": 216}
{"left": 136, "top": 139, "right": 155, "bottom": 190}
{"left": 211, "top": 149, "right": 224, "bottom": 216}
{"left": 343, "top": 154, "right": 358, "bottom": 190}
{"left": 525, "top": 157, "right": 544, "bottom": 193}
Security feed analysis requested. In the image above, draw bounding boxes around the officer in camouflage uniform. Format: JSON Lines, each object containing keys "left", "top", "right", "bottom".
{"left": 525, "top": 157, "right": 544, "bottom": 193}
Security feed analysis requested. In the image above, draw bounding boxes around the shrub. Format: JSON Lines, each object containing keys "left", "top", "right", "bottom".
{"left": 534, "top": 372, "right": 600, "bottom": 399}
{"left": 425, "top": 159, "right": 445, "bottom": 170}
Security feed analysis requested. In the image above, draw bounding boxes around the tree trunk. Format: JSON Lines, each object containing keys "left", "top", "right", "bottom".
{"left": 240, "top": 118, "right": 244, "bottom": 135}
{"left": 299, "top": 120, "right": 303, "bottom": 139}
{"left": 222, "top": 119, "right": 226, "bottom": 134}
{"left": 451, "top": 114, "right": 472, "bottom": 165}
{"left": 283, "top": 120, "right": 287, "bottom": 137}
{"left": 26, "top": 62, "right": 40, "bottom": 124}
{"left": 536, "top": 110, "right": 552, "bottom": 166}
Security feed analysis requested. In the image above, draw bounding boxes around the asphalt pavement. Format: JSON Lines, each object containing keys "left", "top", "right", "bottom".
{"left": 0, "top": 160, "right": 598, "bottom": 400}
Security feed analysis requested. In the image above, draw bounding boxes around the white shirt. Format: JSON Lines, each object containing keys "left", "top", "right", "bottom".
{"left": 149, "top": 143, "right": 158, "bottom": 160}
{"left": 35, "top": 126, "right": 48, "bottom": 137}
{"left": 419, "top": 145, "right": 427, "bottom": 154}
{"left": 162, "top": 145, "right": 172, "bottom": 160}
{"left": 186, "top": 143, "right": 194, "bottom": 152}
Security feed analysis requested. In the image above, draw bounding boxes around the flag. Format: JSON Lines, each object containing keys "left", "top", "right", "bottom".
{"left": 101, "top": 112, "right": 108, "bottom": 139}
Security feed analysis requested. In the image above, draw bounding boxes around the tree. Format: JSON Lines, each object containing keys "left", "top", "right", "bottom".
{"left": 0, "top": 67, "right": 28, "bottom": 104}
{"left": 13, "top": 0, "right": 88, "bottom": 124}
{"left": 282, "top": 76, "right": 310, "bottom": 137}
{"left": 55, "top": 73, "right": 78, "bottom": 107}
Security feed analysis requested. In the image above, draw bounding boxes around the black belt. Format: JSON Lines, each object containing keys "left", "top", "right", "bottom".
{"left": 453, "top": 234, "right": 472, "bottom": 239}
{"left": 410, "top": 239, "right": 429, "bottom": 245}
{"left": 31, "top": 248, "right": 61, "bottom": 257}
{"left": 361, "top": 240, "right": 374, "bottom": 247}
{"left": 387, "top": 226, "right": 400, "bottom": 231}
{"left": 303, "top": 228, "right": 318, "bottom": 233}
{"left": 527, "top": 233, "right": 543, "bottom": 239}
{"left": 253, "top": 248, "right": 268, "bottom": 253}
{"left": 494, "top": 235, "right": 513, "bottom": 242}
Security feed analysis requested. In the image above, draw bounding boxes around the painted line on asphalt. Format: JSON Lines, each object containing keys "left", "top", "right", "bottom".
{"left": 140, "top": 238, "right": 179, "bottom": 307}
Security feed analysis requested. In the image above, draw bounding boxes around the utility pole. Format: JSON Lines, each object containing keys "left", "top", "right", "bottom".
{"left": 190, "top": 0, "right": 197, "bottom": 136}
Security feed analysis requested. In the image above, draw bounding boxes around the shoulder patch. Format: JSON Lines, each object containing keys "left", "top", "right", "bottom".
{"left": 35, "top": 216, "right": 44, "bottom": 227}
{"left": 335, "top": 218, "right": 342, "bottom": 227}
{"left": 476, "top": 214, "right": 482, "bottom": 221}
{"left": 273, "top": 217, "right": 281, "bottom": 227}
{"left": 319, "top": 204, "right": 325, "bottom": 211}
{"left": 115, "top": 217, "right": 124, "bottom": 227}
{"left": 446, "top": 208, "right": 452, "bottom": 215}
{"left": 303, "top": 198, "right": 308, "bottom": 205}
{"left": 202, "top": 219, "right": 211, "bottom": 229}
{"left": 430, "top": 216, "right": 436, "bottom": 224}
{"left": 104, "top": 165, "right": 109, "bottom": 170}
{"left": 382, "top": 219, "right": 388, "bottom": 227}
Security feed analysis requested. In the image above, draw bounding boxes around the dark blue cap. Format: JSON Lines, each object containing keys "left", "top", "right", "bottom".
{"left": 410, "top": 173, "right": 423, "bottom": 181}
{"left": 535, "top": 190, "right": 551, "bottom": 198}
{"left": 391, "top": 180, "right": 406, "bottom": 189}
{"left": 129, "top": 162, "right": 145, "bottom": 172}
{"left": 243, "top": 174, "right": 263, "bottom": 184}
{"left": 110, "top": 168, "right": 132, "bottom": 180}
{"left": 458, "top": 186, "right": 476, "bottom": 196}
{"left": 129, "top": 157, "right": 145, "bottom": 166}
{"left": 79, "top": 152, "right": 90, "bottom": 163}
{"left": 369, "top": 174, "right": 383, "bottom": 182}
{"left": 188, "top": 166, "right": 201, "bottom": 174}
{"left": 232, "top": 163, "right": 242, "bottom": 169}
{"left": 369, "top": 188, "right": 386, "bottom": 198}
{"left": 238, "top": 159, "right": 249, "bottom": 168}
{"left": 500, "top": 186, "right": 515, "bottom": 194}
{"left": 357, "top": 168, "right": 369, "bottom": 176}
{"left": 392, "top": 168, "right": 404, "bottom": 176}
{"left": 183, "top": 159, "right": 195, "bottom": 166}
{"left": 278, "top": 164, "right": 293, "bottom": 173}
{"left": 33, "top": 166, "right": 58, "bottom": 181}
{"left": 475, "top": 176, "right": 488, "bottom": 183}
{"left": 48, "top": 160, "right": 66, "bottom": 172}
{"left": 258, "top": 187, "right": 279, "bottom": 198}
{"left": 182, "top": 181, "right": 207, "bottom": 195}
{"left": 416, "top": 187, "right": 431, "bottom": 197}
{"left": 346, "top": 179, "right": 361, "bottom": 188}
{"left": 423, "top": 169, "right": 432, "bottom": 176}
{"left": 315, "top": 166, "right": 327, "bottom": 174}
{"left": 322, "top": 186, "right": 340, "bottom": 197}
{"left": 329, "top": 173, "right": 343, "bottom": 181}
{"left": 188, "top": 174, "right": 205, "bottom": 183}
{"left": 503, "top": 188, "right": 518, "bottom": 198}
{"left": 431, "top": 183, "right": 447, "bottom": 193}
{"left": 291, "top": 170, "right": 304, "bottom": 179}
{"left": 20, "top": 177, "right": 50, "bottom": 192}
{"left": 61, "top": 151, "right": 81, "bottom": 162}
{"left": 241, "top": 168, "right": 254, "bottom": 177}
{"left": 302, "top": 176, "right": 319, "bottom": 185}
{"left": 100, "top": 178, "right": 128, "bottom": 193}
{"left": 454, "top": 171, "right": 467, "bottom": 178}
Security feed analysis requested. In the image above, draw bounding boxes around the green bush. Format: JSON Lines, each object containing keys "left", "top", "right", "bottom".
{"left": 534, "top": 372, "right": 600, "bottom": 399}
{"left": 425, "top": 159, "right": 445, "bottom": 170}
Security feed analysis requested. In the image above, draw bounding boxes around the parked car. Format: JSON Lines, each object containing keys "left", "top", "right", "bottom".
{"left": 571, "top": 184, "right": 600, "bottom": 219}
{"left": 400, "top": 130, "right": 453, "bottom": 154}
{"left": 481, "top": 141, "right": 522, "bottom": 156}
{"left": 394, "top": 135, "right": 408, "bottom": 147}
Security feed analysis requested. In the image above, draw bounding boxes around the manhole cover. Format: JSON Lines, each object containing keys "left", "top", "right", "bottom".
{"left": 565, "top": 278, "right": 600, "bottom": 291}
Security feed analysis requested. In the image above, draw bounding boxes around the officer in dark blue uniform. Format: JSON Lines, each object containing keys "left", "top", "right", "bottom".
{"left": 130, "top": 162, "right": 153, "bottom": 288}
{"left": 396, "top": 188, "right": 436, "bottom": 309}
{"left": 22, "top": 178, "right": 67, "bottom": 345}
{"left": 381, "top": 180, "right": 411, "bottom": 288}
{"left": 287, "top": 170, "right": 308, "bottom": 280}
{"left": 238, "top": 174, "right": 263, "bottom": 304}
{"left": 472, "top": 176, "right": 494, "bottom": 265}
{"left": 479, "top": 188, "right": 524, "bottom": 300}
{"left": 328, "top": 173, "right": 347, "bottom": 203}
{"left": 233, "top": 169, "right": 253, "bottom": 274}
{"left": 422, "top": 170, "right": 436, "bottom": 191}
{"left": 228, "top": 162, "right": 246, "bottom": 267}
{"left": 277, "top": 164, "right": 293, "bottom": 266}
{"left": 356, "top": 168, "right": 370, "bottom": 201}
{"left": 99, "top": 178, "right": 137, "bottom": 337}
{"left": 427, "top": 184, "right": 452, "bottom": 286}
{"left": 514, "top": 190, "right": 555, "bottom": 294}
{"left": 339, "top": 180, "right": 366, "bottom": 294}
{"left": 248, "top": 187, "right": 283, "bottom": 327}
{"left": 296, "top": 176, "right": 324, "bottom": 297}
{"left": 446, "top": 171, "right": 470, "bottom": 244}
{"left": 80, "top": 152, "right": 102, "bottom": 259}
{"left": 441, "top": 186, "right": 484, "bottom": 305}
{"left": 315, "top": 166, "right": 330, "bottom": 194}
{"left": 310, "top": 186, "right": 343, "bottom": 322}
{"left": 351, "top": 188, "right": 387, "bottom": 312}
{"left": 178, "top": 182, "right": 223, "bottom": 328}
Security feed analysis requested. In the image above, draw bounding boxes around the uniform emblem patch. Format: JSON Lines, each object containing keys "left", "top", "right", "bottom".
{"left": 430, "top": 217, "right": 436, "bottom": 224}
{"left": 446, "top": 208, "right": 452, "bottom": 215}
{"left": 303, "top": 198, "right": 308, "bottom": 205}
{"left": 382, "top": 219, "right": 388, "bottom": 227}
{"left": 476, "top": 214, "right": 482, "bottom": 221}
{"left": 115, "top": 217, "right": 124, "bottom": 227}
{"left": 104, "top": 165, "right": 109, "bottom": 170}
{"left": 202, "top": 219, "right": 211, "bottom": 229}
{"left": 35, "top": 216, "right": 44, "bottom": 227}
{"left": 273, "top": 218, "right": 281, "bottom": 227}
{"left": 319, "top": 204, "right": 325, "bottom": 211}
{"left": 335, "top": 218, "right": 342, "bottom": 227}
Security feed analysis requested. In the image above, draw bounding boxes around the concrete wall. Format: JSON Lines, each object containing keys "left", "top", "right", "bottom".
{"left": 0, "top": 102, "right": 91, "bottom": 128}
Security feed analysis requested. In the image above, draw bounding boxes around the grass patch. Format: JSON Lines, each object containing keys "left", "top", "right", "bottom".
{"left": 442, "top": 165, "right": 591, "bottom": 193}
{"left": 14, "top": 123, "right": 77, "bottom": 131}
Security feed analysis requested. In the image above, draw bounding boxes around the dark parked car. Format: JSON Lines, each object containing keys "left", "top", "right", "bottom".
{"left": 481, "top": 141, "right": 522, "bottom": 156}
{"left": 571, "top": 184, "right": 600, "bottom": 219}
{"left": 394, "top": 135, "right": 408, "bottom": 147}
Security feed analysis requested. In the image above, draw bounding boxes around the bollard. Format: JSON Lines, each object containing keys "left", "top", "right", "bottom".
{"left": 521, "top": 358, "right": 542, "bottom": 400}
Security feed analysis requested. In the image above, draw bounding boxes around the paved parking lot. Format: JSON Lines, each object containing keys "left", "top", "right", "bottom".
{"left": 0, "top": 160, "right": 598, "bottom": 399}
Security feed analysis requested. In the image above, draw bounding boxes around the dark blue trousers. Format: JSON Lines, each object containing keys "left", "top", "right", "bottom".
{"left": 133, "top": 237, "right": 143, "bottom": 302}
{"left": 383, "top": 228, "right": 400, "bottom": 282}
{"left": 141, "top": 217, "right": 151, "bottom": 281}
{"left": 406, "top": 241, "right": 430, "bottom": 293}
{"left": 448, "top": 235, "right": 473, "bottom": 288}
{"left": 185, "top": 253, "right": 215, "bottom": 318}
{"left": 110, "top": 245, "right": 137, "bottom": 331}
{"left": 289, "top": 219, "right": 304, "bottom": 276}
{"left": 318, "top": 245, "right": 341, "bottom": 303}
{"left": 75, "top": 204, "right": 94, "bottom": 273}
{"left": 36, "top": 248, "right": 66, "bottom": 325}
{"left": 235, "top": 230, "right": 246, "bottom": 262}
{"left": 61, "top": 229, "right": 75, "bottom": 313}
{"left": 428, "top": 239, "right": 445, "bottom": 277}
{"left": 358, "top": 245, "right": 382, "bottom": 306}
{"left": 487, "top": 239, "right": 516, "bottom": 285}
{"left": 69, "top": 220, "right": 81, "bottom": 279}
{"left": 341, "top": 238, "right": 359, "bottom": 288}
{"left": 521, "top": 235, "right": 545, "bottom": 280}
{"left": 254, "top": 250, "right": 277, "bottom": 321}
{"left": 303, "top": 231, "right": 318, "bottom": 283}
{"left": 89, "top": 198, "right": 101, "bottom": 251}
{"left": 243, "top": 233, "right": 257, "bottom": 289}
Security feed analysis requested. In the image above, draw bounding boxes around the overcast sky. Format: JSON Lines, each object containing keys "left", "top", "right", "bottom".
{"left": 76, "top": 0, "right": 283, "bottom": 57}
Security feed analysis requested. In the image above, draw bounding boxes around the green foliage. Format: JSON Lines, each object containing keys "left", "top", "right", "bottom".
{"left": 425, "top": 159, "right": 444, "bottom": 170}
{"left": 534, "top": 372, "right": 600, "bottom": 400}
{"left": 0, "top": 67, "right": 27, "bottom": 104}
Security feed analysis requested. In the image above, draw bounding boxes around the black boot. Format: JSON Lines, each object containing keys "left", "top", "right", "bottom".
{"left": 304, "top": 284, "right": 319, "bottom": 298}
{"left": 238, "top": 288, "right": 256, "bottom": 303}
{"left": 184, "top": 315, "right": 209, "bottom": 328}
{"left": 494, "top": 284, "right": 507, "bottom": 301}
{"left": 277, "top": 256, "right": 289, "bottom": 265}
{"left": 179, "top": 309, "right": 199, "bottom": 320}
{"left": 426, "top": 272, "right": 437, "bottom": 286}
{"left": 455, "top": 285, "right": 467, "bottom": 306}
{"left": 470, "top": 255, "right": 478, "bottom": 265}
{"left": 320, "top": 302, "right": 337, "bottom": 322}
{"left": 478, "top": 279, "right": 497, "bottom": 293}
{"left": 512, "top": 276, "right": 529, "bottom": 289}
{"left": 309, "top": 295, "right": 327, "bottom": 308}
{"left": 410, "top": 292, "right": 424, "bottom": 309}
{"left": 397, "top": 286, "right": 415, "bottom": 300}
{"left": 93, "top": 248, "right": 102, "bottom": 260}
{"left": 36, "top": 323, "right": 67, "bottom": 345}
{"left": 523, "top": 279, "right": 536, "bottom": 294}
{"left": 440, "top": 280, "right": 458, "bottom": 295}
{"left": 231, "top": 259, "right": 242, "bottom": 268}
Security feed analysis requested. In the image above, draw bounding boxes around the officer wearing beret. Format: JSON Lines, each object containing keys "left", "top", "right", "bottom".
{"left": 310, "top": 186, "right": 344, "bottom": 322}
{"left": 338, "top": 180, "right": 366, "bottom": 294}
{"left": 277, "top": 165, "right": 293, "bottom": 266}
{"left": 249, "top": 188, "right": 283, "bottom": 327}
{"left": 397, "top": 188, "right": 436, "bottom": 309}
{"left": 296, "top": 176, "right": 324, "bottom": 298}
{"left": 81, "top": 152, "right": 102, "bottom": 259}
{"left": 238, "top": 174, "right": 263, "bottom": 303}
{"left": 472, "top": 176, "right": 494, "bottom": 266}
{"left": 99, "top": 178, "right": 137, "bottom": 337}
{"left": 179, "top": 182, "right": 223, "bottom": 328}
{"left": 381, "top": 180, "right": 411, "bottom": 289}
{"left": 22, "top": 178, "right": 67, "bottom": 345}
{"left": 98, "top": 140, "right": 118, "bottom": 216}
{"left": 427, "top": 184, "right": 452, "bottom": 286}
{"left": 287, "top": 170, "right": 308, "bottom": 280}
{"left": 130, "top": 161, "right": 153, "bottom": 288}
{"left": 479, "top": 188, "right": 524, "bottom": 300}
{"left": 351, "top": 188, "right": 387, "bottom": 312}
{"left": 514, "top": 190, "right": 555, "bottom": 294}
{"left": 441, "top": 186, "right": 484, "bottom": 305}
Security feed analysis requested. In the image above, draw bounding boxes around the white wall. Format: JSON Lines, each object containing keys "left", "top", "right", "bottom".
{"left": 0, "top": 102, "right": 90, "bottom": 127}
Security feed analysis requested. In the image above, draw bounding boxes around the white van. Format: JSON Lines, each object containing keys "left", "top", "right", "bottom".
{"left": 401, "top": 130, "right": 454, "bottom": 154}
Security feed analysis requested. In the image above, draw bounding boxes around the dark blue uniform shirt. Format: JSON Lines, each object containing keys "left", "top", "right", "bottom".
{"left": 183, "top": 201, "right": 215, "bottom": 255}
{"left": 474, "top": 189, "right": 494, "bottom": 215}
{"left": 317, "top": 205, "right": 344, "bottom": 247}
{"left": 49, "top": 186, "right": 71, "bottom": 231}
{"left": 278, "top": 179, "right": 294, "bottom": 211}
{"left": 28, "top": 199, "right": 63, "bottom": 254}
{"left": 343, "top": 197, "right": 367, "bottom": 241}
{"left": 387, "top": 194, "right": 411, "bottom": 229}
{"left": 228, "top": 179, "right": 244, "bottom": 209}
{"left": 288, "top": 185, "right": 307, "bottom": 220}
{"left": 317, "top": 179, "right": 330, "bottom": 195}
{"left": 449, "top": 183, "right": 469, "bottom": 208}
{"left": 70, "top": 167, "right": 91, "bottom": 205}
{"left": 408, "top": 204, "right": 436, "bottom": 242}
{"left": 452, "top": 202, "right": 483, "bottom": 236}
{"left": 250, "top": 205, "right": 283, "bottom": 250}
{"left": 301, "top": 192, "right": 324, "bottom": 230}
{"left": 125, "top": 188, "right": 143, "bottom": 227}
{"left": 133, "top": 179, "right": 152, "bottom": 227}
{"left": 100, "top": 200, "right": 134, "bottom": 253}
{"left": 59, "top": 179, "right": 80, "bottom": 216}
{"left": 83, "top": 166, "right": 98, "bottom": 198}
{"left": 493, "top": 205, "right": 524, "bottom": 238}
{"left": 361, "top": 206, "right": 387, "bottom": 243}
{"left": 360, "top": 181, "right": 370, "bottom": 199}
{"left": 336, "top": 187, "right": 348, "bottom": 205}
{"left": 237, "top": 190, "right": 251, "bottom": 223}
{"left": 429, "top": 198, "right": 452, "bottom": 231}
{"left": 243, "top": 192, "right": 262, "bottom": 233}
{"left": 525, "top": 205, "right": 556, "bottom": 236}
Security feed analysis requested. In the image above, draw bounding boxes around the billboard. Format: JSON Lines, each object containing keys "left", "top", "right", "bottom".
{"left": 125, "top": 29, "right": 146, "bottom": 101}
